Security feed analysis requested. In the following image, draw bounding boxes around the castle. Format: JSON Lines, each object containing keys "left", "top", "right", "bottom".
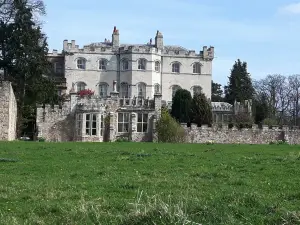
{"left": 48, "top": 26, "right": 214, "bottom": 103}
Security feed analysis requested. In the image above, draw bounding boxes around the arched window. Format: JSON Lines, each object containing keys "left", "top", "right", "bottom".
{"left": 154, "top": 84, "right": 160, "bottom": 94}
{"left": 99, "top": 83, "right": 108, "bottom": 98}
{"left": 192, "top": 85, "right": 202, "bottom": 96}
{"left": 138, "top": 59, "right": 147, "bottom": 70}
{"left": 121, "top": 58, "right": 129, "bottom": 71}
{"left": 77, "top": 58, "right": 86, "bottom": 69}
{"left": 193, "top": 62, "right": 201, "bottom": 74}
{"left": 137, "top": 82, "right": 146, "bottom": 98}
{"left": 172, "top": 62, "right": 180, "bottom": 73}
{"left": 171, "top": 85, "right": 181, "bottom": 98}
{"left": 120, "top": 82, "right": 129, "bottom": 98}
{"left": 155, "top": 61, "right": 160, "bottom": 72}
{"left": 76, "top": 82, "right": 86, "bottom": 92}
{"left": 99, "top": 59, "right": 107, "bottom": 70}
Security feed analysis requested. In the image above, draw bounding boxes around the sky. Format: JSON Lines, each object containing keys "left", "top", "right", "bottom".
{"left": 42, "top": 0, "right": 300, "bottom": 86}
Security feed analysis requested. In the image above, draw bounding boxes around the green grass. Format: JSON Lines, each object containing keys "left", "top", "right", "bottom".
{"left": 1, "top": 142, "right": 300, "bottom": 224}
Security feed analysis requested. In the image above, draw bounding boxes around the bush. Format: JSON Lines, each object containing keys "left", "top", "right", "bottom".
{"left": 263, "top": 118, "right": 277, "bottom": 128}
{"left": 234, "top": 112, "right": 253, "bottom": 129}
{"left": 156, "top": 108, "right": 186, "bottom": 143}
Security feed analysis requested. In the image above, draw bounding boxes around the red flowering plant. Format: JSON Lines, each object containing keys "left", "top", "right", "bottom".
{"left": 78, "top": 89, "right": 95, "bottom": 97}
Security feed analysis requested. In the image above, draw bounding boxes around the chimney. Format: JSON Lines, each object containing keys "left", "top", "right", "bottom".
{"left": 112, "top": 26, "right": 120, "bottom": 48}
{"left": 155, "top": 30, "right": 163, "bottom": 49}
{"left": 150, "top": 38, "right": 152, "bottom": 45}
{"left": 63, "top": 40, "right": 68, "bottom": 51}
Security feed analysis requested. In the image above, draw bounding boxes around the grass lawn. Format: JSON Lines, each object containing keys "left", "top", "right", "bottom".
{"left": 1, "top": 142, "right": 300, "bottom": 224}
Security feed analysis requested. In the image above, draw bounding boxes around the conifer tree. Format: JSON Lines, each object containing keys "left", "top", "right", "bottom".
{"left": 171, "top": 89, "right": 192, "bottom": 123}
{"left": 191, "top": 92, "right": 212, "bottom": 126}
{"left": 224, "top": 59, "right": 254, "bottom": 104}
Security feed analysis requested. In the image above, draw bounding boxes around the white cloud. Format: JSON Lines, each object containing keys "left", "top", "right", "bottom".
{"left": 279, "top": 2, "right": 300, "bottom": 14}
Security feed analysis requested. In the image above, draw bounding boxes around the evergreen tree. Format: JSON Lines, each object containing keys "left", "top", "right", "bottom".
{"left": 171, "top": 89, "right": 192, "bottom": 123}
{"left": 211, "top": 81, "right": 224, "bottom": 102}
{"left": 191, "top": 92, "right": 212, "bottom": 126}
{"left": 253, "top": 93, "right": 269, "bottom": 124}
{"left": 1, "top": 0, "right": 59, "bottom": 136}
{"left": 224, "top": 59, "right": 254, "bottom": 104}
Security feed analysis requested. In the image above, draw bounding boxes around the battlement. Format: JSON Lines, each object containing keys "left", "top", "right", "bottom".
{"left": 180, "top": 123, "right": 300, "bottom": 144}
{"left": 211, "top": 102, "right": 233, "bottom": 112}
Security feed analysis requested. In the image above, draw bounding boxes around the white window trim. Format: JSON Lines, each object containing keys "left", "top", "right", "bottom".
{"left": 138, "top": 59, "right": 147, "bottom": 70}
{"left": 99, "top": 59, "right": 108, "bottom": 71}
{"left": 192, "top": 63, "right": 201, "bottom": 74}
{"left": 155, "top": 61, "right": 160, "bottom": 72}
{"left": 122, "top": 59, "right": 129, "bottom": 71}
{"left": 171, "top": 62, "right": 180, "bottom": 73}
{"left": 137, "top": 113, "right": 148, "bottom": 133}
{"left": 117, "top": 112, "right": 130, "bottom": 133}
{"left": 77, "top": 58, "right": 86, "bottom": 70}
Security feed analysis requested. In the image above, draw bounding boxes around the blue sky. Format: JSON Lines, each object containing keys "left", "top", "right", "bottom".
{"left": 42, "top": 0, "right": 300, "bottom": 86}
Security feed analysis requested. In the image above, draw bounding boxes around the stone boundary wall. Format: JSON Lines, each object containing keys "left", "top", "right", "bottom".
{"left": 182, "top": 124, "right": 300, "bottom": 144}
{"left": 0, "top": 81, "right": 17, "bottom": 141}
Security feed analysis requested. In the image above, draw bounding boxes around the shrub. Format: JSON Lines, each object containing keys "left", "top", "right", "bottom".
{"left": 156, "top": 108, "right": 186, "bottom": 143}
{"left": 234, "top": 112, "right": 253, "bottom": 129}
{"left": 78, "top": 89, "right": 94, "bottom": 97}
{"left": 263, "top": 118, "right": 277, "bottom": 128}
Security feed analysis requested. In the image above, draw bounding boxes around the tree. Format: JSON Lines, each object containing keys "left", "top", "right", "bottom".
{"left": 253, "top": 92, "right": 269, "bottom": 124}
{"left": 156, "top": 108, "right": 186, "bottom": 143}
{"left": 191, "top": 92, "right": 212, "bottom": 126}
{"left": 0, "top": 0, "right": 59, "bottom": 136}
{"left": 224, "top": 59, "right": 254, "bottom": 104}
{"left": 211, "top": 81, "right": 224, "bottom": 102}
{"left": 171, "top": 89, "right": 192, "bottom": 123}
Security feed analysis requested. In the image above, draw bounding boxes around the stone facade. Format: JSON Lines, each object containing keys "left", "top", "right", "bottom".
{"left": 0, "top": 81, "right": 17, "bottom": 141}
{"left": 182, "top": 124, "right": 300, "bottom": 144}
{"left": 48, "top": 26, "right": 214, "bottom": 103}
{"left": 36, "top": 81, "right": 162, "bottom": 142}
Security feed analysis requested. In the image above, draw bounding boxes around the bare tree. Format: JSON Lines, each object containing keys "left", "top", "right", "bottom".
{"left": 288, "top": 75, "right": 300, "bottom": 125}
{"left": 254, "top": 74, "right": 291, "bottom": 124}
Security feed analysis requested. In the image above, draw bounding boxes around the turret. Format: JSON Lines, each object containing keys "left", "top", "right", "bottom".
{"left": 112, "top": 26, "right": 120, "bottom": 48}
{"left": 155, "top": 30, "right": 163, "bottom": 49}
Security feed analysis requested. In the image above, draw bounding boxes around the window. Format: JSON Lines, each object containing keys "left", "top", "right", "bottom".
{"left": 193, "top": 62, "right": 201, "bottom": 74}
{"left": 137, "top": 113, "right": 148, "bottom": 132}
{"left": 77, "top": 58, "right": 86, "bottom": 69}
{"left": 57, "top": 90, "right": 62, "bottom": 96}
{"left": 76, "top": 114, "right": 82, "bottom": 136}
{"left": 99, "top": 83, "right": 108, "bottom": 98}
{"left": 100, "top": 114, "right": 104, "bottom": 136}
{"left": 172, "top": 62, "right": 180, "bottom": 73}
{"left": 138, "top": 59, "right": 146, "bottom": 70}
{"left": 193, "top": 86, "right": 202, "bottom": 95}
{"left": 155, "top": 61, "right": 160, "bottom": 72}
{"left": 137, "top": 82, "right": 146, "bottom": 98}
{"left": 54, "top": 62, "right": 63, "bottom": 74}
{"left": 85, "top": 114, "right": 97, "bottom": 136}
{"left": 122, "top": 59, "right": 129, "bottom": 70}
{"left": 77, "top": 82, "right": 86, "bottom": 92}
{"left": 99, "top": 59, "right": 107, "bottom": 70}
{"left": 118, "top": 112, "right": 129, "bottom": 132}
{"left": 154, "top": 84, "right": 160, "bottom": 94}
{"left": 120, "top": 82, "right": 129, "bottom": 98}
{"left": 172, "top": 85, "right": 181, "bottom": 98}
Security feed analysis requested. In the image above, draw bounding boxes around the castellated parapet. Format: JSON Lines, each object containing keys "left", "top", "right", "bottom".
{"left": 182, "top": 123, "right": 300, "bottom": 144}
{"left": 0, "top": 81, "right": 17, "bottom": 141}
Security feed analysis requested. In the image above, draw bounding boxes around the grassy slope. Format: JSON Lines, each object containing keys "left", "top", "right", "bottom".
{"left": 1, "top": 142, "right": 300, "bottom": 224}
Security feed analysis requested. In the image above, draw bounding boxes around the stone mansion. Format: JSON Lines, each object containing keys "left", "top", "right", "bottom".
{"left": 48, "top": 26, "right": 214, "bottom": 104}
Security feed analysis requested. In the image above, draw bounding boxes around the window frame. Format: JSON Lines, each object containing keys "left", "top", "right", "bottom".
{"left": 172, "top": 62, "right": 180, "bottom": 73}
{"left": 172, "top": 85, "right": 181, "bottom": 98}
{"left": 122, "top": 59, "right": 129, "bottom": 71}
{"left": 99, "top": 59, "right": 107, "bottom": 70}
{"left": 137, "top": 113, "right": 148, "bottom": 133}
{"left": 118, "top": 112, "right": 130, "bottom": 133}
{"left": 137, "top": 82, "right": 146, "bottom": 98}
{"left": 76, "top": 82, "right": 86, "bottom": 92}
{"left": 154, "top": 84, "right": 160, "bottom": 94}
{"left": 193, "top": 62, "right": 201, "bottom": 74}
{"left": 85, "top": 113, "right": 97, "bottom": 136}
{"left": 77, "top": 58, "right": 86, "bottom": 70}
{"left": 192, "top": 86, "right": 202, "bottom": 96}
{"left": 99, "top": 83, "right": 108, "bottom": 98}
{"left": 76, "top": 114, "right": 82, "bottom": 136}
{"left": 138, "top": 58, "right": 147, "bottom": 70}
{"left": 155, "top": 61, "right": 160, "bottom": 72}
{"left": 120, "top": 82, "right": 129, "bottom": 98}
{"left": 54, "top": 62, "right": 63, "bottom": 74}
